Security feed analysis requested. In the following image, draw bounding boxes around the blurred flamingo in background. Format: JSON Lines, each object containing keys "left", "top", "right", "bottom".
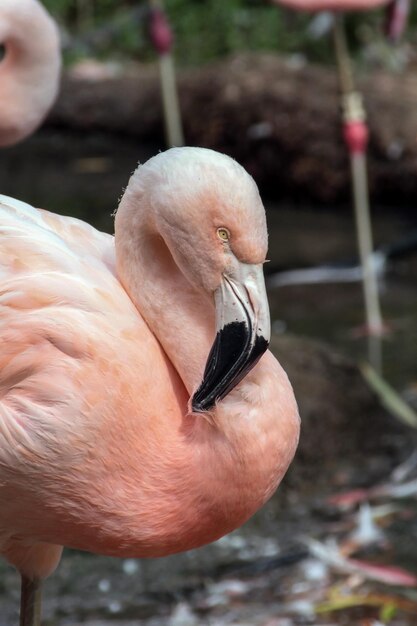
{"left": 273, "top": 0, "right": 390, "bottom": 10}
{"left": 0, "top": 146, "right": 300, "bottom": 625}
{"left": 0, "top": 0, "right": 61, "bottom": 147}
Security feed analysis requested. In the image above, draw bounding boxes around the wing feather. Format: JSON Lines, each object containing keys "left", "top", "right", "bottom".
{"left": 0, "top": 195, "right": 139, "bottom": 467}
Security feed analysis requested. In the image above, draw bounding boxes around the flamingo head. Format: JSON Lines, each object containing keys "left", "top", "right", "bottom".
{"left": 136, "top": 147, "right": 271, "bottom": 412}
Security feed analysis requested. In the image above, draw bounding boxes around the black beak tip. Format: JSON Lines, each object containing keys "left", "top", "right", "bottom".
{"left": 191, "top": 331, "right": 270, "bottom": 413}
{"left": 252, "top": 334, "right": 269, "bottom": 360}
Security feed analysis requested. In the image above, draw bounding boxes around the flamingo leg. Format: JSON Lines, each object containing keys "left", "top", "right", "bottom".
{"left": 20, "top": 576, "right": 42, "bottom": 626}
{"left": 148, "top": 0, "right": 184, "bottom": 147}
{"left": 332, "top": 14, "right": 384, "bottom": 366}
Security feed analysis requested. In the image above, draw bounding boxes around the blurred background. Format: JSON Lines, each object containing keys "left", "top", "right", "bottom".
{"left": 1, "top": 1, "right": 417, "bottom": 624}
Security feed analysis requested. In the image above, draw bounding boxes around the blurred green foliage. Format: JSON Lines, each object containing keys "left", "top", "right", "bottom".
{"left": 42, "top": 0, "right": 417, "bottom": 67}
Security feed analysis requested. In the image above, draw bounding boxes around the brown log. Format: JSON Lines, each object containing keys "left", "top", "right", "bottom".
{"left": 49, "top": 54, "right": 417, "bottom": 205}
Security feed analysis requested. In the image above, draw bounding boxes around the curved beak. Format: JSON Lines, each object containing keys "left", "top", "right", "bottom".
{"left": 192, "top": 263, "right": 270, "bottom": 413}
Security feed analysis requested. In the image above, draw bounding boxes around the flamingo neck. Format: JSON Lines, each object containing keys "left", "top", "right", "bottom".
{"left": 115, "top": 188, "right": 215, "bottom": 401}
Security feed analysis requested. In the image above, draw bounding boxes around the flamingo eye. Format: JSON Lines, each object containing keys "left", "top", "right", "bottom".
{"left": 217, "top": 227, "right": 230, "bottom": 242}
{"left": 0, "top": 45, "right": 5, "bottom": 62}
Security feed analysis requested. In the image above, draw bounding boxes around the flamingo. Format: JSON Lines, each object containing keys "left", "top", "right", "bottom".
{"left": 0, "top": 146, "right": 300, "bottom": 625}
{"left": 0, "top": 0, "right": 61, "bottom": 147}
{"left": 271, "top": 0, "right": 390, "bottom": 9}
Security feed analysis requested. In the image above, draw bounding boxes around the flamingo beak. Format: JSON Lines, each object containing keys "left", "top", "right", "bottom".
{"left": 192, "top": 263, "right": 270, "bottom": 413}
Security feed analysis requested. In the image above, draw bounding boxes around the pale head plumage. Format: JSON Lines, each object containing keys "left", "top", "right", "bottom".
{"left": 117, "top": 147, "right": 268, "bottom": 293}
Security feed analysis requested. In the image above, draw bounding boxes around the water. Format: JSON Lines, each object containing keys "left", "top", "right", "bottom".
{"left": 268, "top": 278, "right": 417, "bottom": 389}
{"left": 264, "top": 206, "right": 417, "bottom": 391}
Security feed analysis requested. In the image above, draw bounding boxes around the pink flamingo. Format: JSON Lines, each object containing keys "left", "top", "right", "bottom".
{"left": 0, "top": 147, "right": 300, "bottom": 625}
{"left": 273, "top": 0, "right": 389, "bottom": 10}
{"left": 0, "top": 0, "right": 61, "bottom": 147}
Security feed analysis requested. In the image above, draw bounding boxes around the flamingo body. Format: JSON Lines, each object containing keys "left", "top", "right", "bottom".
{"left": 0, "top": 148, "right": 300, "bottom": 582}
{"left": 0, "top": 0, "right": 61, "bottom": 146}
{"left": 273, "top": 0, "right": 389, "bottom": 11}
